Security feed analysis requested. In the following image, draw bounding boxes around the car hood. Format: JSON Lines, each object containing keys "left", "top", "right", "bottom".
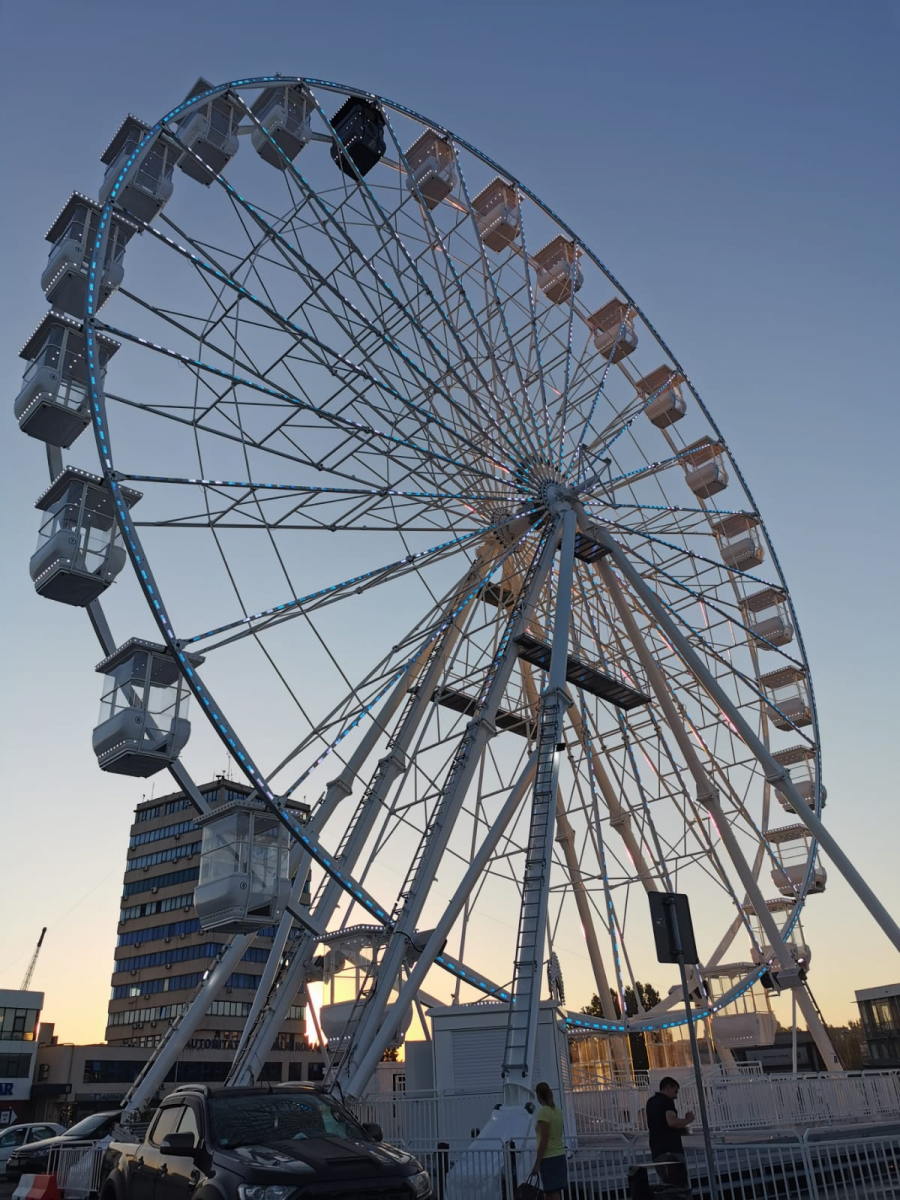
{"left": 9, "top": 1133, "right": 102, "bottom": 1159}
{"left": 222, "top": 1136, "right": 415, "bottom": 1176}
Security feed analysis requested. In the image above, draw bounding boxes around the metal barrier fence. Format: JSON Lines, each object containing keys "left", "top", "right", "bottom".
{"left": 47, "top": 1144, "right": 106, "bottom": 1199}
{"left": 356, "top": 1070, "right": 900, "bottom": 1146}
{"left": 355, "top": 1090, "right": 503, "bottom": 1146}
{"left": 38, "top": 1121, "right": 899, "bottom": 1199}
{"left": 416, "top": 1134, "right": 900, "bottom": 1200}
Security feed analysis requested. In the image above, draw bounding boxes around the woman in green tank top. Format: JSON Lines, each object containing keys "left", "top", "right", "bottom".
{"left": 531, "top": 1081, "right": 568, "bottom": 1198}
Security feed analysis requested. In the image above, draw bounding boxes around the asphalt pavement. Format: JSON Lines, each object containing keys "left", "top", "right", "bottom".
{"left": 0, "top": 1180, "right": 16, "bottom": 1200}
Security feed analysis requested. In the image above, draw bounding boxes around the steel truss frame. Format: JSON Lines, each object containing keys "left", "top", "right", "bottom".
{"left": 24, "top": 74, "right": 897, "bottom": 1115}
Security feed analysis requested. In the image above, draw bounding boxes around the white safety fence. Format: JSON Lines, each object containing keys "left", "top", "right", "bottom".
{"left": 413, "top": 1134, "right": 900, "bottom": 1200}
{"left": 46, "top": 1145, "right": 106, "bottom": 1199}
{"left": 355, "top": 1090, "right": 503, "bottom": 1146}
{"left": 356, "top": 1070, "right": 900, "bottom": 1147}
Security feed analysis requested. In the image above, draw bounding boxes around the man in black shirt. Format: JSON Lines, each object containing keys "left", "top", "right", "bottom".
{"left": 646, "top": 1076, "right": 694, "bottom": 1187}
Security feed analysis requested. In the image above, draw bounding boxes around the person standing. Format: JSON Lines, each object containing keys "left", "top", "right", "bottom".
{"left": 530, "top": 1081, "right": 568, "bottom": 1199}
{"left": 646, "top": 1076, "right": 694, "bottom": 1188}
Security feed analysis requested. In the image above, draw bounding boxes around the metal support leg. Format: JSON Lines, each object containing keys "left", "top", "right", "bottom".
{"left": 337, "top": 529, "right": 559, "bottom": 1093}
{"left": 596, "top": 555, "right": 844, "bottom": 1068}
{"left": 602, "top": 534, "right": 900, "bottom": 954}
{"left": 518, "top": 662, "right": 626, "bottom": 1053}
{"left": 228, "top": 551, "right": 497, "bottom": 1085}
{"left": 343, "top": 754, "right": 538, "bottom": 1096}
{"left": 122, "top": 933, "right": 255, "bottom": 1116}
{"left": 565, "top": 703, "right": 659, "bottom": 892}
{"left": 502, "top": 507, "right": 577, "bottom": 1092}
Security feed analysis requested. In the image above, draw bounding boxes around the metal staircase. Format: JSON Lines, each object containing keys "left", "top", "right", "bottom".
{"left": 502, "top": 690, "right": 567, "bottom": 1080}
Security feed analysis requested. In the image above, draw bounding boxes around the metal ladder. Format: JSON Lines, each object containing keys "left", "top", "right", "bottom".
{"left": 502, "top": 690, "right": 565, "bottom": 1079}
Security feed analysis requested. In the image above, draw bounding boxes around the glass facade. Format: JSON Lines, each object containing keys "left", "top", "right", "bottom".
{"left": 129, "top": 819, "right": 197, "bottom": 849}
{"left": 122, "top": 866, "right": 199, "bottom": 900}
{"left": 0, "top": 1007, "right": 40, "bottom": 1041}
{"left": 109, "top": 783, "right": 308, "bottom": 1053}
{"left": 127, "top": 842, "right": 201, "bottom": 872}
{"left": 858, "top": 991, "right": 900, "bottom": 1066}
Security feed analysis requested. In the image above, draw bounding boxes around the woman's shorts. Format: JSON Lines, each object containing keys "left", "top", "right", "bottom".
{"left": 539, "top": 1154, "right": 568, "bottom": 1191}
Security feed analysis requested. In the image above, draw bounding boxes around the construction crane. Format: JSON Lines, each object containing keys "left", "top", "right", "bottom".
{"left": 21, "top": 928, "right": 47, "bottom": 990}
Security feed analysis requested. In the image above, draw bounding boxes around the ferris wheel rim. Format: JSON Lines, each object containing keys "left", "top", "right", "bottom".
{"left": 71, "top": 73, "right": 823, "bottom": 1037}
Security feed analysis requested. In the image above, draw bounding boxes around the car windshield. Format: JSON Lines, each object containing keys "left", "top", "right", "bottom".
{"left": 208, "top": 1093, "right": 367, "bottom": 1149}
{"left": 64, "top": 1113, "right": 118, "bottom": 1139}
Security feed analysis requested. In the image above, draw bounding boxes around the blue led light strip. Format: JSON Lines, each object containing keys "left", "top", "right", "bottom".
{"left": 118, "top": 473, "right": 507, "bottom": 504}
{"left": 280, "top": 519, "right": 539, "bottom": 800}
{"left": 614, "top": 541, "right": 815, "bottom": 743}
{"left": 183, "top": 514, "right": 537, "bottom": 646}
{"left": 95, "top": 315, "right": 499, "bottom": 487}
{"left": 620, "top": 539, "right": 807, "bottom": 670}
{"left": 600, "top": 514, "right": 781, "bottom": 592}
{"left": 566, "top": 313, "right": 631, "bottom": 481}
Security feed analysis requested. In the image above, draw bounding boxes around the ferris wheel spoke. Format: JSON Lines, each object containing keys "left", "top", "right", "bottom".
{"left": 126, "top": 478, "right": 488, "bottom": 535}
{"left": 97, "top": 314, "right": 499, "bottom": 493}
{"left": 578, "top": 369, "right": 682, "bottom": 467}
{"left": 546, "top": 326, "right": 600, "bottom": 469}
{"left": 382, "top": 114, "right": 543, "bottom": 462}
{"left": 622, "top": 540, "right": 807, "bottom": 668}
{"left": 116, "top": 473, "right": 497, "bottom": 504}
{"left": 610, "top": 552, "right": 813, "bottom": 745}
{"left": 602, "top": 516, "right": 781, "bottom": 593}
{"left": 508, "top": 203, "right": 555, "bottom": 457}
{"left": 130, "top": 218, "right": 512, "bottom": 476}
{"left": 566, "top": 312, "right": 638, "bottom": 477}
{"left": 181, "top": 517, "right": 521, "bottom": 650}
{"left": 269, "top": 527, "right": 539, "bottom": 798}
{"left": 447, "top": 157, "right": 550, "bottom": 459}
{"left": 226, "top": 192, "right": 530, "bottom": 468}
{"left": 236, "top": 98, "right": 536, "bottom": 467}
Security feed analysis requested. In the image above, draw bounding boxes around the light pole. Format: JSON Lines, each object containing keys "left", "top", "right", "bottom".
{"left": 649, "top": 891, "right": 720, "bottom": 1200}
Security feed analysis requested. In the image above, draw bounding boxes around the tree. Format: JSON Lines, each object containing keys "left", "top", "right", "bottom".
{"left": 580, "top": 981, "right": 662, "bottom": 1020}
{"left": 580, "top": 982, "right": 663, "bottom": 1074}
{"left": 380, "top": 1045, "right": 400, "bottom": 1062}
{"left": 829, "top": 1021, "right": 866, "bottom": 1071}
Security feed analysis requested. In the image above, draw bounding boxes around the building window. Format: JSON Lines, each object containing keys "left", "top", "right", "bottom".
{"left": 871, "top": 1001, "right": 896, "bottom": 1030}
{"left": 287, "top": 1062, "right": 304, "bottom": 1081}
{"left": 0, "top": 1008, "right": 40, "bottom": 1042}
{"left": 117, "top": 917, "right": 201, "bottom": 947}
{"left": 307, "top": 1062, "right": 326, "bottom": 1082}
{"left": 129, "top": 819, "right": 198, "bottom": 850}
{"left": 122, "top": 866, "right": 199, "bottom": 900}
{"left": 168, "top": 1061, "right": 230, "bottom": 1083}
{"left": 83, "top": 1059, "right": 144, "bottom": 1084}
{"left": 127, "top": 841, "right": 201, "bottom": 872}
{"left": 0, "top": 1054, "right": 33, "bottom": 1078}
{"left": 260, "top": 1062, "right": 282, "bottom": 1082}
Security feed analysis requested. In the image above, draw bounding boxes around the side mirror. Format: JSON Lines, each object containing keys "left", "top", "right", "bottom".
{"left": 362, "top": 1122, "right": 383, "bottom": 1143}
{"left": 160, "top": 1133, "right": 197, "bottom": 1157}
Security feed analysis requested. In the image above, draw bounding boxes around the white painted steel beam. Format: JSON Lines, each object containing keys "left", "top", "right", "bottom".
{"left": 336, "top": 529, "right": 559, "bottom": 1091}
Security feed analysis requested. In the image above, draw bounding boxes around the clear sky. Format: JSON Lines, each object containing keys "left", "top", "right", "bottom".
{"left": 0, "top": 0, "right": 897, "bottom": 1044}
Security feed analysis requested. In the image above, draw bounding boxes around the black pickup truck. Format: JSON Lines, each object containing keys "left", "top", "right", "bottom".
{"left": 101, "top": 1084, "right": 432, "bottom": 1200}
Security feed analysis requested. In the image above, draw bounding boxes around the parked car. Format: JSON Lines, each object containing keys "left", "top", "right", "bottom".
{"left": 0, "top": 1124, "right": 64, "bottom": 1171}
{"left": 5, "top": 1111, "right": 123, "bottom": 1180}
{"left": 101, "top": 1084, "right": 432, "bottom": 1199}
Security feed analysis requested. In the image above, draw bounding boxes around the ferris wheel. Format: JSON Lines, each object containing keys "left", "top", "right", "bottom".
{"left": 18, "top": 74, "right": 898, "bottom": 1106}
